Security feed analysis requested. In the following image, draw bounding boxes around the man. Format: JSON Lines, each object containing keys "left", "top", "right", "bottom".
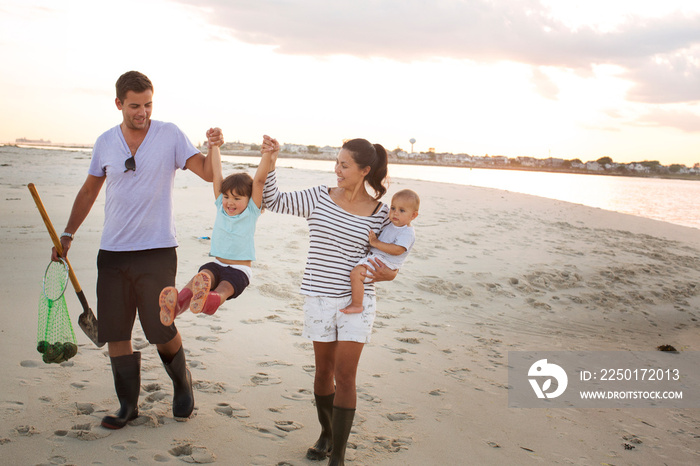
{"left": 52, "top": 70, "right": 221, "bottom": 429}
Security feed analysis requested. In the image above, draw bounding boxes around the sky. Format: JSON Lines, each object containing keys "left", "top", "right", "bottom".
{"left": 1, "top": 0, "right": 699, "bottom": 166}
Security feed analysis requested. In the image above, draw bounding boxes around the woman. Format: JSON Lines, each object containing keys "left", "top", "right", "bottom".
{"left": 261, "top": 136, "right": 397, "bottom": 465}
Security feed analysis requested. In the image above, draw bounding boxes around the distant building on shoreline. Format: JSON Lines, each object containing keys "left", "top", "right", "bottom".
{"left": 16, "top": 138, "right": 51, "bottom": 144}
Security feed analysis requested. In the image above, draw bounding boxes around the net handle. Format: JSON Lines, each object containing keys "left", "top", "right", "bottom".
{"left": 27, "top": 183, "right": 82, "bottom": 293}
{"left": 43, "top": 258, "right": 70, "bottom": 301}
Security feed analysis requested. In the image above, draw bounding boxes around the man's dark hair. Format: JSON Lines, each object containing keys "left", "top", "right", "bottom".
{"left": 115, "top": 71, "right": 153, "bottom": 102}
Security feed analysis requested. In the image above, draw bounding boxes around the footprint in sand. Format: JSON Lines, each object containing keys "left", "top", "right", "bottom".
{"left": 215, "top": 402, "right": 250, "bottom": 419}
{"left": 622, "top": 434, "right": 643, "bottom": 447}
{"left": 258, "top": 283, "right": 299, "bottom": 300}
{"left": 129, "top": 410, "right": 168, "bottom": 427}
{"left": 47, "top": 456, "right": 69, "bottom": 465}
{"left": 240, "top": 318, "right": 265, "bottom": 325}
{"left": 143, "top": 382, "right": 162, "bottom": 393}
{"left": 110, "top": 439, "right": 141, "bottom": 453}
{"left": 374, "top": 435, "right": 413, "bottom": 452}
{"left": 153, "top": 453, "right": 171, "bottom": 462}
{"left": 169, "top": 442, "right": 216, "bottom": 463}
{"left": 526, "top": 298, "right": 552, "bottom": 311}
{"left": 417, "top": 277, "right": 473, "bottom": 299}
{"left": 251, "top": 372, "right": 282, "bottom": 386}
{"left": 145, "top": 390, "right": 168, "bottom": 402}
{"left": 382, "top": 345, "right": 416, "bottom": 355}
{"left": 19, "top": 360, "right": 41, "bottom": 368}
{"left": 395, "top": 337, "right": 421, "bottom": 344}
{"left": 357, "top": 391, "right": 381, "bottom": 404}
{"left": 444, "top": 367, "right": 471, "bottom": 381}
{"left": 481, "top": 282, "right": 516, "bottom": 298}
{"left": 193, "top": 380, "right": 227, "bottom": 393}
{"left": 257, "top": 360, "right": 293, "bottom": 368}
{"left": 386, "top": 412, "right": 415, "bottom": 422}
{"left": 275, "top": 420, "right": 303, "bottom": 432}
{"left": 1, "top": 401, "right": 24, "bottom": 414}
{"left": 55, "top": 423, "right": 111, "bottom": 441}
{"left": 294, "top": 342, "right": 314, "bottom": 352}
{"left": 524, "top": 269, "right": 583, "bottom": 291}
{"left": 71, "top": 380, "right": 90, "bottom": 389}
{"left": 14, "top": 425, "right": 39, "bottom": 436}
{"left": 397, "top": 325, "right": 436, "bottom": 335}
{"left": 189, "top": 360, "right": 206, "bottom": 370}
{"left": 245, "top": 422, "right": 287, "bottom": 440}
{"left": 281, "top": 388, "right": 313, "bottom": 401}
{"left": 196, "top": 335, "right": 220, "bottom": 343}
{"left": 75, "top": 402, "right": 95, "bottom": 415}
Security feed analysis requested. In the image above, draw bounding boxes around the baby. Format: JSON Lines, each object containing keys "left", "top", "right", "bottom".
{"left": 341, "top": 189, "right": 419, "bottom": 314}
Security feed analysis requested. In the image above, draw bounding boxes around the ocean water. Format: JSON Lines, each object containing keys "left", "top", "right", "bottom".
{"left": 224, "top": 155, "right": 700, "bottom": 231}
{"left": 5, "top": 146, "right": 698, "bottom": 231}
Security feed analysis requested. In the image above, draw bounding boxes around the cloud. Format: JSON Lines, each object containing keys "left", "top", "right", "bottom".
{"left": 623, "top": 46, "right": 700, "bottom": 103}
{"left": 636, "top": 108, "right": 700, "bottom": 133}
{"left": 175, "top": 0, "right": 700, "bottom": 103}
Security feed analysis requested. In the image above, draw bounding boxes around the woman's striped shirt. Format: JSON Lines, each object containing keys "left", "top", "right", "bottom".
{"left": 263, "top": 170, "right": 390, "bottom": 297}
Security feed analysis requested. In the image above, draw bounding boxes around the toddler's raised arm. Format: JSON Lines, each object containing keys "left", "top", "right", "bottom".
{"left": 206, "top": 127, "right": 224, "bottom": 198}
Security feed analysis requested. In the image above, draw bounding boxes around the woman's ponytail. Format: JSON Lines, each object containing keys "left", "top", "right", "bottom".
{"left": 368, "top": 143, "right": 388, "bottom": 200}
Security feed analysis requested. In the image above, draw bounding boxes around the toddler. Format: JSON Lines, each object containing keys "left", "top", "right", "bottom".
{"left": 159, "top": 134, "right": 272, "bottom": 323}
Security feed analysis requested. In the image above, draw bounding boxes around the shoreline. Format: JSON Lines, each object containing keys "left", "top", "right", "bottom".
{"left": 224, "top": 150, "right": 700, "bottom": 182}
{"left": 5, "top": 142, "right": 698, "bottom": 182}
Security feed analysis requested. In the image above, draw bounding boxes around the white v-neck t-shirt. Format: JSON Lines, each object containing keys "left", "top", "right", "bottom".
{"left": 88, "top": 120, "right": 198, "bottom": 251}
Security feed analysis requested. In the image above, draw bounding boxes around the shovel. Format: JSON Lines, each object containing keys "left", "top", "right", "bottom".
{"left": 27, "top": 183, "right": 104, "bottom": 348}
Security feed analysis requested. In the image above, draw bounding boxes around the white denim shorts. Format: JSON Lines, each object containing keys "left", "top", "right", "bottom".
{"left": 302, "top": 294, "right": 377, "bottom": 343}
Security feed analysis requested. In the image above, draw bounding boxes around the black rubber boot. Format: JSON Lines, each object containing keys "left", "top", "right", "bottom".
{"left": 328, "top": 406, "right": 355, "bottom": 466}
{"left": 160, "top": 346, "right": 194, "bottom": 419}
{"left": 101, "top": 352, "right": 141, "bottom": 429}
{"left": 306, "top": 393, "right": 335, "bottom": 460}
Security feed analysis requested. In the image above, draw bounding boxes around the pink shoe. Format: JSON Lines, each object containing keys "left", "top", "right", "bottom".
{"left": 159, "top": 287, "right": 179, "bottom": 326}
{"left": 189, "top": 272, "right": 211, "bottom": 314}
{"left": 201, "top": 291, "right": 222, "bottom": 315}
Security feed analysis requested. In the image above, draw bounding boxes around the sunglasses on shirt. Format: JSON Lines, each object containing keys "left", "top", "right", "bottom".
{"left": 124, "top": 156, "right": 136, "bottom": 172}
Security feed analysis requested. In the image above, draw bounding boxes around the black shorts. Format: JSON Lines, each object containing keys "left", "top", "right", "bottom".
{"left": 97, "top": 248, "right": 178, "bottom": 344}
{"left": 199, "top": 262, "right": 250, "bottom": 300}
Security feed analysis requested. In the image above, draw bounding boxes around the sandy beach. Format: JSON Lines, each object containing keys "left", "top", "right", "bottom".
{"left": 1, "top": 146, "right": 699, "bottom": 465}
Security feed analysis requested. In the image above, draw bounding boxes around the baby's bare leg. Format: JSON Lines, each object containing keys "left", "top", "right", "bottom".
{"left": 341, "top": 265, "right": 367, "bottom": 314}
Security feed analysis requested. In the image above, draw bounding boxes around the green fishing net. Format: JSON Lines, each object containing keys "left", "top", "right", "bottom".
{"left": 37, "top": 259, "right": 78, "bottom": 364}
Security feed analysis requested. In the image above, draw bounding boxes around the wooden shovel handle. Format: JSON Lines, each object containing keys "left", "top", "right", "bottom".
{"left": 27, "top": 183, "right": 83, "bottom": 293}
